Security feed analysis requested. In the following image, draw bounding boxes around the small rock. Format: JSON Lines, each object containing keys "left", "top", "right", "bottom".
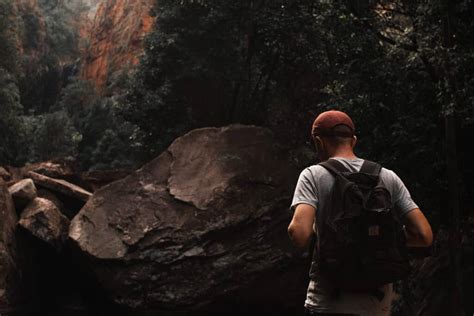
{"left": 18, "top": 198, "right": 70, "bottom": 250}
{"left": 37, "top": 189, "right": 65, "bottom": 215}
{"left": 0, "top": 167, "right": 11, "bottom": 182}
{"left": 8, "top": 179, "right": 37, "bottom": 212}
{"left": 28, "top": 171, "right": 92, "bottom": 202}
{"left": 22, "top": 159, "right": 76, "bottom": 180}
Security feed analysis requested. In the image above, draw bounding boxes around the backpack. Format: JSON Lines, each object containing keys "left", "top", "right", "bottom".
{"left": 311, "top": 159, "right": 411, "bottom": 291}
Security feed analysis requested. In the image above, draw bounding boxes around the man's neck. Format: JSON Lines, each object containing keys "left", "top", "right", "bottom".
{"left": 329, "top": 149, "right": 357, "bottom": 160}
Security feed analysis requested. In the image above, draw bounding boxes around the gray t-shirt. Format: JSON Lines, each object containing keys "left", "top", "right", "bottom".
{"left": 290, "top": 157, "right": 418, "bottom": 314}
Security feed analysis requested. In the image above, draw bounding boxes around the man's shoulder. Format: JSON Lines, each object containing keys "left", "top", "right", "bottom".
{"left": 377, "top": 165, "right": 408, "bottom": 196}
{"left": 378, "top": 165, "right": 399, "bottom": 180}
{"left": 302, "top": 164, "right": 330, "bottom": 177}
{"left": 296, "top": 164, "right": 333, "bottom": 188}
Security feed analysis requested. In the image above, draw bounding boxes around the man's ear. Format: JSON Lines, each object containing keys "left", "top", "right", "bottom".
{"left": 314, "top": 136, "right": 323, "bottom": 150}
{"left": 351, "top": 135, "right": 357, "bottom": 148}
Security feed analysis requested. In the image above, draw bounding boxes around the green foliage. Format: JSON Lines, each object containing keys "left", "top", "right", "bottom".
{"left": 123, "top": 0, "right": 414, "bottom": 157}
{"left": 18, "top": 54, "right": 65, "bottom": 114}
{"left": 41, "top": 1, "right": 81, "bottom": 57}
{"left": 122, "top": 0, "right": 269, "bottom": 159}
{"left": 0, "top": 0, "right": 18, "bottom": 73}
{"left": 55, "top": 78, "right": 141, "bottom": 170}
{"left": 15, "top": 0, "right": 87, "bottom": 115}
{"left": 76, "top": 96, "right": 142, "bottom": 171}
{"left": 315, "top": 0, "right": 474, "bottom": 224}
{"left": 0, "top": 69, "right": 23, "bottom": 165}
{"left": 21, "top": 13, "right": 42, "bottom": 50}
{"left": 122, "top": 0, "right": 473, "bottom": 218}
{"left": 54, "top": 77, "right": 98, "bottom": 123}
{"left": 19, "top": 111, "right": 80, "bottom": 163}
{"left": 0, "top": 0, "right": 23, "bottom": 165}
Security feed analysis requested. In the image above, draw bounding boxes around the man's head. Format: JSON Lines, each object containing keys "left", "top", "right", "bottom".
{"left": 311, "top": 110, "right": 357, "bottom": 161}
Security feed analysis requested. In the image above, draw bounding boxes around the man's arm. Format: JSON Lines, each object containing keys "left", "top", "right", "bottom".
{"left": 288, "top": 203, "right": 316, "bottom": 248}
{"left": 401, "top": 208, "right": 433, "bottom": 247}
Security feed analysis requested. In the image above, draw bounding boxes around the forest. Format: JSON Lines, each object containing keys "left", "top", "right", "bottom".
{"left": 0, "top": 0, "right": 473, "bottom": 315}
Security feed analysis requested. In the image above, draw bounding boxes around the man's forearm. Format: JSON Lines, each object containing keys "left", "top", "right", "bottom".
{"left": 404, "top": 225, "right": 433, "bottom": 247}
{"left": 401, "top": 209, "right": 433, "bottom": 247}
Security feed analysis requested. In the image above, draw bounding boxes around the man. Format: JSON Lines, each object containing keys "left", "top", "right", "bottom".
{"left": 288, "top": 110, "right": 433, "bottom": 316}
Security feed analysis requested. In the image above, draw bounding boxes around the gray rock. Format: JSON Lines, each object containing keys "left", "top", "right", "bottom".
{"left": 18, "top": 198, "right": 70, "bottom": 250}
{"left": 0, "top": 179, "right": 20, "bottom": 308}
{"left": 8, "top": 179, "right": 37, "bottom": 212}
{"left": 69, "top": 124, "right": 306, "bottom": 309}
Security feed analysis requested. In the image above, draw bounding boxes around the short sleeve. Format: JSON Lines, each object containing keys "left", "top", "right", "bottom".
{"left": 289, "top": 168, "right": 318, "bottom": 213}
{"left": 390, "top": 171, "right": 419, "bottom": 219}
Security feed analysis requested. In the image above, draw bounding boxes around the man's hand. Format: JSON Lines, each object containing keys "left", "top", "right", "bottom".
{"left": 288, "top": 203, "right": 316, "bottom": 248}
{"left": 401, "top": 208, "right": 433, "bottom": 247}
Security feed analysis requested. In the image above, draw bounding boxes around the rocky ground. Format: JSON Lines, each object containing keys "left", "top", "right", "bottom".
{"left": 0, "top": 124, "right": 472, "bottom": 315}
{"left": 0, "top": 124, "right": 313, "bottom": 315}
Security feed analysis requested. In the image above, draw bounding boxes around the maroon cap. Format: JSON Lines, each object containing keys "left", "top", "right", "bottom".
{"left": 311, "top": 110, "right": 355, "bottom": 138}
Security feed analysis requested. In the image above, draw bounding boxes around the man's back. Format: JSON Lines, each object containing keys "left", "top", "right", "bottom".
{"left": 287, "top": 110, "right": 432, "bottom": 316}
{"left": 290, "top": 157, "right": 418, "bottom": 315}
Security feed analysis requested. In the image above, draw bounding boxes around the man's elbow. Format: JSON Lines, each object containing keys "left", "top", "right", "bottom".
{"left": 287, "top": 223, "right": 311, "bottom": 248}
{"left": 417, "top": 220, "right": 434, "bottom": 246}
{"left": 403, "top": 209, "right": 433, "bottom": 247}
{"left": 421, "top": 227, "right": 433, "bottom": 247}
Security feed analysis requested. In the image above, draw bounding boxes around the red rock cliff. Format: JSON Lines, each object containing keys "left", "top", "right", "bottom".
{"left": 79, "top": 0, "right": 154, "bottom": 91}
{"left": 13, "top": 0, "right": 88, "bottom": 66}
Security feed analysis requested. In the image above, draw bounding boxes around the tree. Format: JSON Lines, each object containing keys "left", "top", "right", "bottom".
{"left": 0, "top": 0, "right": 23, "bottom": 165}
{"left": 20, "top": 111, "right": 81, "bottom": 162}
{"left": 0, "top": 69, "right": 23, "bottom": 165}
{"left": 55, "top": 78, "right": 141, "bottom": 170}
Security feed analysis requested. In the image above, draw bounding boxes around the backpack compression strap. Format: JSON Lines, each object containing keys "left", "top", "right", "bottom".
{"left": 359, "top": 160, "right": 382, "bottom": 177}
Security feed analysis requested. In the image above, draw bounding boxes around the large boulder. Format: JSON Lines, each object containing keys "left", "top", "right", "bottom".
{"left": 79, "top": 169, "right": 132, "bottom": 192}
{"left": 69, "top": 124, "right": 308, "bottom": 310}
{"left": 18, "top": 198, "right": 70, "bottom": 250}
{"left": 0, "top": 180, "right": 20, "bottom": 308}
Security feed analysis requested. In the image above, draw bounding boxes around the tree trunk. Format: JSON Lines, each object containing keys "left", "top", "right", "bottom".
{"left": 442, "top": 0, "right": 464, "bottom": 313}
{"left": 445, "top": 114, "right": 464, "bottom": 315}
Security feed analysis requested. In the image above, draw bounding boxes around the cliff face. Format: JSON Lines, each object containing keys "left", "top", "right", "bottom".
{"left": 79, "top": 0, "right": 154, "bottom": 91}
{"left": 11, "top": 0, "right": 153, "bottom": 92}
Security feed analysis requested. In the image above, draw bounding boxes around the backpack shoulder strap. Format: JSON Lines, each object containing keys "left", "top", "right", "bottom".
{"left": 359, "top": 160, "right": 382, "bottom": 177}
{"left": 319, "top": 159, "right": 349, "bottom": 176}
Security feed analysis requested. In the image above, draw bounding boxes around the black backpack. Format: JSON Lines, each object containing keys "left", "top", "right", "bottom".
{"left": 311, "top": 159, "right": 411, "bottom": 291}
